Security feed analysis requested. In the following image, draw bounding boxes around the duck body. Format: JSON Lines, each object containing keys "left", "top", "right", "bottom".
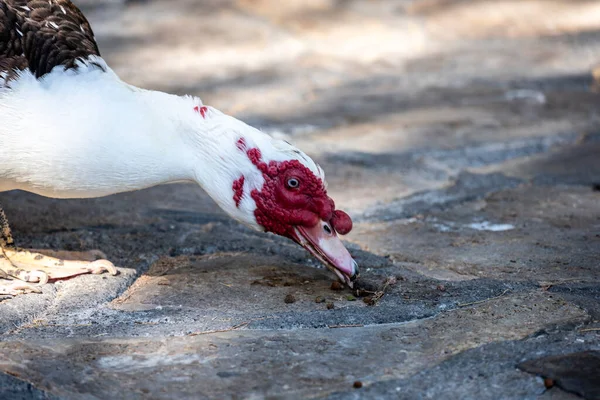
{"left": 2, "top": 57, "right": 207, "bottom": 199}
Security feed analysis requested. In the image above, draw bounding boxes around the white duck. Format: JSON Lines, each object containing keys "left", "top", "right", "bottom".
{"left": 0, "top": 0, "right": 358, "bottom": 296}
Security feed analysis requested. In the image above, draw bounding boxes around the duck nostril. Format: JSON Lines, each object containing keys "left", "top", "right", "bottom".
{"left": 323, "top": 224, "right": 332, "bottom": 235}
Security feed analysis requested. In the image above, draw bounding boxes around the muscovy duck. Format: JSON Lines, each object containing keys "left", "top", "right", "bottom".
{"left": 0, "top": 0, "right": 358, "bottom": 296}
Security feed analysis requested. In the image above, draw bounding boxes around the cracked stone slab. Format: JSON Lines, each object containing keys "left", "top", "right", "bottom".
{"left": 1, "top": 251, "right": 536, "bottom": 339}
{"left": 0, "top": 291, "right": 588, "bottom": 400}
{"left": 327, "top": 329, "right": 600, "bottom": 400}
{"left": 352, "top": 184, "right": 600, "bottom": 283}
{"left": 0, "top": 372, "right": 59, "bottom": 400}
{"left": 0, "top": 252, "right": 138, "bottom": 336}
{"left": 519, "top": 351, "right": 600, "bottom": 400}
{"left": 362, "top": 171, "right": 524, "bottom": 222}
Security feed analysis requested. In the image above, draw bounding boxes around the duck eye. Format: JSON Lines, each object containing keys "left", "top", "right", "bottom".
{"left": 287, "top": 178, "right": 299, "bottom": 188}
{"left": 323, "top": 224, "right": 332, "bottom": 235}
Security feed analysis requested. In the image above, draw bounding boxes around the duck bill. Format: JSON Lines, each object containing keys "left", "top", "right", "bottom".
{"left": 292, "top": 221, "right": 359, "bottom": 288}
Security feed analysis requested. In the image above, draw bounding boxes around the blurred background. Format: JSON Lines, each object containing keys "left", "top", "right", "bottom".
{"left": 77, "top": 0, "right": 600, "bottom": 214}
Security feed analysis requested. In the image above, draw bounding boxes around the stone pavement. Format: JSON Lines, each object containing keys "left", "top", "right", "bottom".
{"left": 1, "top": 0, "right": 599, "bottom": 399}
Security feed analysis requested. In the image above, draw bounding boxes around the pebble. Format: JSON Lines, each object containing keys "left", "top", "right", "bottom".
{"left": 284, "top": 294, "right": 296, "bottom": 304}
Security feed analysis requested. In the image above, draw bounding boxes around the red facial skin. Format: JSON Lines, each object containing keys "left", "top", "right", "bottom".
{"left": 235, "top": 142, "right": 352, "bottom": 239}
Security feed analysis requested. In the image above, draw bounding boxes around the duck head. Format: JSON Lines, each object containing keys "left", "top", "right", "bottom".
{"left": 190, "top": 106, "right": 358, "bottom": 286}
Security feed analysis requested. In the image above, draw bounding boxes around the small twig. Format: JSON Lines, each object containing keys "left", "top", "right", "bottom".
{"left": 328, "top": 324, "right": 364, "bottom": 329}
{"left": 188, "top": 322, "right": 250, "bottom": 336}
{"left": 363, "top": 276, "right": 398, "bottom": 306}
{"left": 579, "top": 327, "right": 600, "bottom": 333}
{"left": 357, "top": 289, "right": 377, "bottom": 295}
{"left": 458, "top": 289, "right": 511, "bottom": 307}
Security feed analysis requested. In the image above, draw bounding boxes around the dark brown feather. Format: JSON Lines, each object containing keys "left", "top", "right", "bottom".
{"left": 0, "top": 0, "right": 102, "bottom": 85}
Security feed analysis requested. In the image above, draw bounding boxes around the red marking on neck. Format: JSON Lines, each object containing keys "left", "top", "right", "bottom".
{"left": 247, "top": 148, "right": 265, "bottom": 171}
{"left": 236, "top": 138, "right": 247, "bottom": 152}
{"left": 194, "top": 106, "right": 208, "bottom": 118}
{"left": 232, "top": 175, "right": 245, "bottom": 208}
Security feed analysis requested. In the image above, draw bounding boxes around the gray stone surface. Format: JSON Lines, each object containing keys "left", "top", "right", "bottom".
{"left": 1, "top": 0, "right": 600, "bottom": 399}
{"left": 519, "top": 351, "right": 600, "bottom": 400}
